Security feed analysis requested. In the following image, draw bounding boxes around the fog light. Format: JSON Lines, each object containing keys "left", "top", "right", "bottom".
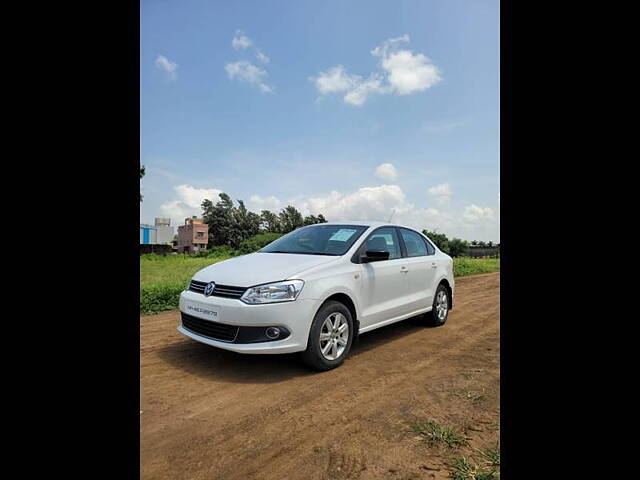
{"left": 265, "top": 327, "right": 281, "bottom": 339}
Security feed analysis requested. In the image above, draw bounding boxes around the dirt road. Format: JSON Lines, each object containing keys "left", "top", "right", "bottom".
{"left": 141, "top": 272, "right": 500, "bottom": 480}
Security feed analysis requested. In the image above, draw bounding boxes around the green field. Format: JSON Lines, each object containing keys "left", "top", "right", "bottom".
{"left": 452, "top": 257, "right": 500, "bottom": 277}
{"left": 140, "top": 254, "right": 499, "bottom": 315}
{"left": 140, "top": 254, "right": 232, "bottom": 314}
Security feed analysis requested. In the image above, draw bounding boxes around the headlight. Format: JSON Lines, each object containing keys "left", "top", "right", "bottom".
{"left": 240, "top": 280, "right": 304, "bottom": 304}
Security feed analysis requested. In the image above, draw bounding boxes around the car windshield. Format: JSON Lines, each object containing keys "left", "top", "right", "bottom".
{"left": 261, "top": 224, "right": 368, "bottom": 256}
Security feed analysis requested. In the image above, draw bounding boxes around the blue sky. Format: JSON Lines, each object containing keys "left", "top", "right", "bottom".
{"left": 140, "top": 0, "right": 500, "bottom": 241}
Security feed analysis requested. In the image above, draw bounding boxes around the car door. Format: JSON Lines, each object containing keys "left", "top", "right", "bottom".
{"left": 356, "top": 227, "right": 412, "bottom": 328}
{"left": 397, "top": 228, "right": 438, "bottom": 313}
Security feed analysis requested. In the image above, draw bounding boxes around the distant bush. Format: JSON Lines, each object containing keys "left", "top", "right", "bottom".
{"left": 448, "top": 238, "right": 469, "bottom": 258}
{"left": 194, "top": 245, "right": 236, "bottom": 258}
{"left": 236, "top": 232, "right": 282, "bottom": 254}
{"left": 422, "top": 230, "right": 469, "bottom": 257}
{"left": 140, "top": 283, "right": 185, "bottom": 314}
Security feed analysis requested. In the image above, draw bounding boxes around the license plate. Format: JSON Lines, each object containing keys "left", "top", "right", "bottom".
{"left": 183, "top": 300, "right": 221, "bottom": 321}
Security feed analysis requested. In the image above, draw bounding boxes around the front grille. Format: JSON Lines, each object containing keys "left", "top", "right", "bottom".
{"left": 189, "top": 280, "right": 247, "bottom": 299}
{"left": 181, "top": 312, "right": 239, "bottom": 342}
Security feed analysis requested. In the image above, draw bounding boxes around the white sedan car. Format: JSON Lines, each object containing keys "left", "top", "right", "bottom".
{"left": 178, "top": 221, "right": 454, "bottom": 370}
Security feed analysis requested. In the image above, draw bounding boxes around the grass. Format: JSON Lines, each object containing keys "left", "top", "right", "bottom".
{"left": 139, "top": 254, "right": 499, "bottom": 315}
{"left": 450, "top": 457, "right": 499, "bottom": 480}
{"left": 453, "top": 257, "right": 500, "bottom": 277}
{"left": 478, "top": 447, "right": 500, "bottom": 467}
{"left": 450, "top": 446, "right": 500, "bottom": 480}
{"left": 140, "top": 254, "right": 232, "bottom": 314}
{"left": 411, "top": 420, "right": 467, "bottom": 449}
{"left": 452, "top": 390, "right": 487, "bottom": 405}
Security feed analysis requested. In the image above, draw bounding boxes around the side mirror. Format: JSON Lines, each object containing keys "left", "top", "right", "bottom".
{"left": 362, "top": 250, "right": 390, "bottom": 263}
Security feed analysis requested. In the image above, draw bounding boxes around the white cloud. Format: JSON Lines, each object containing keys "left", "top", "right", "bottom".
{"left": 256, "top": 50, "right": 270, "bottom": 63}
{"left": 247, "top": 194, "right": 282, "bottom": 211}
{"left": 343, "top": 74, "right": 386, "bottom": 106}
{"left": 159, "top": 185, "right": 223, "bottom": 226}
{"left": 375, "top": 163, "right": 399, "bottom": 180}
{"left": 312, "top": 65, "right": 360, "bottom": 94}
{"left": 381, "top": 49, "right": 441, "bottom": 94}
{"left": 428, "top": 183, "right": 452, "bottom": 205}
{"left": 369, "top": 34, "right": 411, "bottom": 57}
{"left": 293, "top": 185, "right": 454, "bottom": 234}
{"left": 232, "top": 30, "right": 252, "bottom": 50}
{"left": 158, "top": 183, "right": 498, "bottom": 241}
{"left": 155, "top": 54, "right": 178, "bottom": 81}
{"left": 462, "top": 204, "right": 495, "bottom": 222}
{"left": 311, "top": 34, "right": 441, "bottom": 106}
{"left": 225, "top": 60, "right": 273, "bottom": 93}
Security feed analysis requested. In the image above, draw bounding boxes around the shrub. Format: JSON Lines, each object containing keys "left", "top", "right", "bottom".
{"left": 236, "top": 232, "right": 282, "bottom": 254}
{"left": 194, "top": 245, "right": 235, "bottom": 258}
{"left": 448, "top": 238, "right": 469, "bottom": 257}
{"left": 140, "top": 283, "right": 185, "bottom": 314}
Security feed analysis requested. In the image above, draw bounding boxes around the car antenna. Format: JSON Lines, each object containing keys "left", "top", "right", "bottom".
{"left": 387, "top": 209, "right": 395, "bottom": 222}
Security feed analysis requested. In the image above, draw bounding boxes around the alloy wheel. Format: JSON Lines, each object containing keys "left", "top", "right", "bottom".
{"left": 319, "top": 312, "right": 349, "bottom": 360}
{"left": 436, "top": 289, "right": 448, "bottom": 321}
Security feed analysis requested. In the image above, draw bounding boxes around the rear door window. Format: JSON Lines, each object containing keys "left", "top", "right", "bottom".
{"left": 399, "top": 229, "right": 429, "bottom": 257}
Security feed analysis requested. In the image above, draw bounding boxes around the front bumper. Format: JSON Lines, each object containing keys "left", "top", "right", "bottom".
{"left": 178, "top": 290, "right": 317, "bottom": 354}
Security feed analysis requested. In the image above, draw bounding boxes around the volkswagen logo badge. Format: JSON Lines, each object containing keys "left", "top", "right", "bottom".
{"left": 204, "top": 282, "right": 216, "bottom": 297}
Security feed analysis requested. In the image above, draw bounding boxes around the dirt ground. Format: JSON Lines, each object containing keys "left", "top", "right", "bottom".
{"left": 141, "top": 272, "right": 500, "bottom": 480}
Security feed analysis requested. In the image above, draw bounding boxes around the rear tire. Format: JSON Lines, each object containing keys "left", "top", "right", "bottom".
{"left": 302, "top": 301, "right": 354, "bottom": 371}
{"left": 426, "top": 284, "right": 450, "bottom": 327}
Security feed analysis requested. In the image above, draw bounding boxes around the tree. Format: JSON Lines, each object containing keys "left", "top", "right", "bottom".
{"left": 304, "top": 214, "right": 329, "bottom": 226}
{"left": 423, "top": 229, "right": 450, "bottom": 254}
{"left": 230, "top": 200, "right": 261, "bottom": 247}
{"left": 200, "top": 193, "right": 328, "bottom": 248}
{"left": 202, "top": 193, "right": 235, "bottom": 246}
{"left": 260, "top": 210, "right": 281, "bottom": 233}
{"left": 279, "top": 205, "right": 305, "bottom": 233}
{"left": 139, "top": 165, "right": 145, "bottom": 202}
{"left": 448, "top": 238, "right": 469, "bottom": 257}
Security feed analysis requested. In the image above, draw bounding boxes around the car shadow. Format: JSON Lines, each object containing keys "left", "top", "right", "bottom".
{"left": 155, "top": 314, "right": 435, "bottom": 384}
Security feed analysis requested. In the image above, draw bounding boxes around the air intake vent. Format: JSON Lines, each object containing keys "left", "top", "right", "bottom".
{"left": 181, "top": 313, "right": 239, "bottom": 342}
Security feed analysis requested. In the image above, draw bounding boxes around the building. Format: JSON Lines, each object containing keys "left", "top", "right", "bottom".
{"left": 140, "top": 218, "right": 175, "bottom": 245}
{"left": 153, "top": 217, "right": 174, "bottom": 244}
{"left": 177, "top": 216, "right": 209, "bottom": 253}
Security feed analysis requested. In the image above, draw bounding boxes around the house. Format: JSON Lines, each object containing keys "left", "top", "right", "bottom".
{"left": 177, "top": 217, "right": 209, "bottom": 253}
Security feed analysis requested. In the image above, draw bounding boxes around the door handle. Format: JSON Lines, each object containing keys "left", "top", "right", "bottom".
{"left": 431, "top": 263, "right": 437, "bottom": 269}
{"left": 400, "top": 266, "right": 408, "bottom": 273}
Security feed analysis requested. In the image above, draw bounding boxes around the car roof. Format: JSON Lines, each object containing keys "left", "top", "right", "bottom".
{"left": 310, "top": 220, "right": 419, "bottom": 230}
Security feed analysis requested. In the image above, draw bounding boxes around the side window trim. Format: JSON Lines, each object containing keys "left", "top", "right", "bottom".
{"left": 423, "top": 236, "right": 436, "bottom": 256}
{"left": 396, "top": 227, "right": 408, "bottom": 258}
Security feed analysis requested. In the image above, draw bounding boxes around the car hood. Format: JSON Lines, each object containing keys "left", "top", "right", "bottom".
{"left": 192, "top": 252, "right": 339, "bottom": 286}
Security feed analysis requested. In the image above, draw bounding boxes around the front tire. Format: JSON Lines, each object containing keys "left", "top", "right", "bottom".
{"left": 426, "top": 284, "right": 450, "bottom": 327}
{"left": 302, "top": 301, "right": 354, "bottom": 371}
